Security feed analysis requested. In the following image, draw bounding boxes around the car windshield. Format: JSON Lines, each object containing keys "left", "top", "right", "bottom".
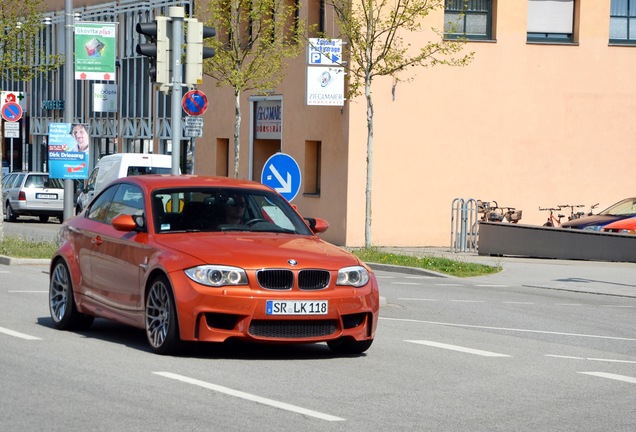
{"left": 152, "top": 187, "right": 313, "bottom": 235}
{"left": 599, "top": 198, "right": 636, "bottom": 216}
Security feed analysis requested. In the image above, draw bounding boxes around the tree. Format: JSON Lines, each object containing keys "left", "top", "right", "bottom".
{"left": 328, "top": 0, "right": 473, "bottom": 247}
{"left": 199, "top": 0, "right": 306, "bottom": 178}
{"left": 0, "top": 0, "right": 63, "bottom": 239}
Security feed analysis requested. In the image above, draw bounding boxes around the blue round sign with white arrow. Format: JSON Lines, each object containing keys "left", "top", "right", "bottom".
{"left": 261, "top": 153, "right": 301, "bottom": 202}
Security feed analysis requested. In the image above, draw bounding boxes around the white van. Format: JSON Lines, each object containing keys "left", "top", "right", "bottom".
{"left": 76, "top": 153, "right": 173, "bottom": 213}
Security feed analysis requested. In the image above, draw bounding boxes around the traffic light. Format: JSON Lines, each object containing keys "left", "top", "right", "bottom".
{"left": 185, "top": 19, "right": 216, "bottom": 86}
{"left": 135, "top": 16, "right": 171, "bottom": 88}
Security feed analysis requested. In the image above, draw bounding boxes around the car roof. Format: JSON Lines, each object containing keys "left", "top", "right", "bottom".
{"left": 114, "top": 174, "right": 275, "bottom": 192}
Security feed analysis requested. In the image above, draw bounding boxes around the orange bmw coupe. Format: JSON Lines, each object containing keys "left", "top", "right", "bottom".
{"left": 49, "top": 175, "right": 379, "bottom": 355}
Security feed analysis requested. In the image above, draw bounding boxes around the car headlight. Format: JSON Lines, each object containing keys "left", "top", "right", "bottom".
{"left": 336, "top": 266, "right": 370, "bottom": 287}
{"left": 583, "top": 225, "right": 603, "bottom": 232}
{"left": 185, "top": 265, "right": 248, "bottom": 287}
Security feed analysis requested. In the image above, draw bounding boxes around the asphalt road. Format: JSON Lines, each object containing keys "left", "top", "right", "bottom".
{"left": 1, "top": 251, "right": 635, "bottom": 431}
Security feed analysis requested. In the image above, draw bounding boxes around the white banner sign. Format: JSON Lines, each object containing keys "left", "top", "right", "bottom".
{"left": 306, "top": 67, "right": 345, "bottom": 106}
{"left": 93, "top": 83, "right": 117, "bottom": 112}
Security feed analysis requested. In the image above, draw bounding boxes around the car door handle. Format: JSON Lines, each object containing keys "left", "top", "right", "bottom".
{"left": 92, "top": 236, "right": 103, "bottom": 246}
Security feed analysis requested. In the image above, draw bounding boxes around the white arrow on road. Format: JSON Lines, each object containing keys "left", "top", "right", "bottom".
{"left": 268, "top": 164, "right": 292, "bottom": 193}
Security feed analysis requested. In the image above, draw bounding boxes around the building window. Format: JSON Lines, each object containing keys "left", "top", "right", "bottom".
{"left": 216, "top": 138, "right": 229, "bottom": 177}
{"left": 308, "top": 0, "right": 326, "bottom": 38}
{"left": 527, "top": 0, "right": 575, "bottom": 43}
{"left": 304, "top": 141, "right": 321, "bottom": 196}
{"left": 444, "top": 0, "right": 493, "bottom": 40}
{"left": 610, "top": 0, "right": 636, "bottom": 44}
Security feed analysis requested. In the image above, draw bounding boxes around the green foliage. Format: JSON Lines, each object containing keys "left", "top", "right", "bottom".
{"left": 351, "top": 248, "right": 501, "bottom": 278}
{"left": 0, "top": 0, "right": 64, "bottom": 82}
{"left": 199, "top": 0, "right": 305, "bottom": 93}
{"left": 329, "top": 0, "right": 474, "bottom": 98}
{"left": 0, "top": 236, "right": 56, "bottom": 259}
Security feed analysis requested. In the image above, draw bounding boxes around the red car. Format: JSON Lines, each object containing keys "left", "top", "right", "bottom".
{"left": 49, "top": 175, "right": 379, "bottom": 355}
{"left": 601, "top": 217, "right": 636, "bottom": 234}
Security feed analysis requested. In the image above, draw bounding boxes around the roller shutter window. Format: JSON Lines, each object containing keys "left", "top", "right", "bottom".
{"left": 527, "top": 0, "right": 574, "bottom": 42}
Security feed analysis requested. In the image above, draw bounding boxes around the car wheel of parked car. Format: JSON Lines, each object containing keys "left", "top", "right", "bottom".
{"left": 49, "top": 260, "right": 95, "bottom": 330}
{"left": 145, "top": 275, "right": 181, "bottom": 355}
{"left": 5, "top": 202, "right": 17, "bottom": 222}
{"left": 327, "top": 337, "right": 373, "bottom": 355}
{"left": 39, "top": 215, "right": 49, "bottom": 223}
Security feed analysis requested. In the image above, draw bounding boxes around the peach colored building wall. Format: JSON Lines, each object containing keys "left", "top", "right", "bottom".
{"left": 198, "top": 0, "right": 636, "bottom": 247}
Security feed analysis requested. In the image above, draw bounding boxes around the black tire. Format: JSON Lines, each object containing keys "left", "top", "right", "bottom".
{"left": 327, "top": 337, "right": 373, "bottom": 355}
{"left": 145, "top": 275, "right": 181, "bottom": 355}
{"left": 39, "top": 215, "right": 49, "bottom": 223}
{"left": 49, "top": 260, "right": 94, "bottom": 331}
{"left": 6, "top": 202, "right": 17, "bottom": 222}
{"left": 543, "top": 221, "right": 553, "bottom": 227}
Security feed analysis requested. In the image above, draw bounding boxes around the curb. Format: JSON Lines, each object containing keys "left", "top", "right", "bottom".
{"left": 367, "top": 262, "right": 449, "bottom": 278}
{"left": 0, "top": 255, "right": 51, "bottom": 266}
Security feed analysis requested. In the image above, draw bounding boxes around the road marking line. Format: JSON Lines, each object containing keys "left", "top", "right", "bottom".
{"left": 380, "top": 317, "right": 636, "bottom": 341}
{"left": 9, "top": 290, "right": 48, "bottom": 293}
{"left": 601, "top": 305, "right": 633, "bottom": 308}
{"left": 556, "top": 304, "right": 583, "bottom": 306}
{"left": 154, "top": 372, "right": 345, "bottom": 422}
{"left": 398, "top": 298, "right": 438, "bottom": 301}
{"left": 0, "top": 326, "right": 41, "bottom": 340}
{"left": 578, "top": 372, "right": 636, "bottom": 384}
{"left": 405, "top": 340, "right": 510, "bottom": 357}
{"left": 546, "top": 355, "right": 636, "bottom": 364}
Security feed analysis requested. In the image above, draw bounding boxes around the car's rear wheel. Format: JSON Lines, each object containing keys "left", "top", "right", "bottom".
{"left": 145, "top": 275, "right": 181, "bottom": 355}
{"left": 49, "top": 260, "right": 94, "bottom": 330}
{"left": 39, "top": 215, "right": 49, "bottom": 223}
{"left": 6, "top": 202, "right": 17, "bottom": 222}
{"left": 327, "top": 337, "right": 373, "bottom": 355}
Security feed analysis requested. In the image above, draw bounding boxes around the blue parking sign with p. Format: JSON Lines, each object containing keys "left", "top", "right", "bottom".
{"left": 310, "top": 52, "right": 322, "bottom": 64}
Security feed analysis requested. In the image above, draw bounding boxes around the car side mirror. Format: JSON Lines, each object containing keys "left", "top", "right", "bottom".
{"left": 304, "top": 217, "right": 329, "bottom": 234}
{"left": 112, "top": 214, "right": 145, "bottom": 232}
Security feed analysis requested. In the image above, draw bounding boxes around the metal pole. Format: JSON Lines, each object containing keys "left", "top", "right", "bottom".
{"left": 63, "top": 0, "right": 75, "bottom": 220}
{"left": 169, "top": 6, "right": 184, "bottom": 175}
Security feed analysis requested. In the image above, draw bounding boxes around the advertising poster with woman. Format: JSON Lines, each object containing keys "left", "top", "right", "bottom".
{"left": 47, "top": 122, "right": 90, "bottom": 179}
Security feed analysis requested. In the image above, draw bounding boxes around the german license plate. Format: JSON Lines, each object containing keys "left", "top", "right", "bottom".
{"left": 36, "top": 193, "right": 58, "bottom": 199}
{"left": 266, "top": 300, "right": 328, "bottom": 315}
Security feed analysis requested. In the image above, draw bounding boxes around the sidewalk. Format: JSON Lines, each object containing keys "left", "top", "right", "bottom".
{"left": 370, "top": 247, "right": 636, "bottom": 299}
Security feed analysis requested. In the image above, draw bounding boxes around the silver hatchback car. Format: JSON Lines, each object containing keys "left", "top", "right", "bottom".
{"left": 2, "top": 172, "right": 65, "bottom": 223}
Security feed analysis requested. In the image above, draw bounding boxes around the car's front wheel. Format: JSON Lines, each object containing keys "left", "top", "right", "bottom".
{"left": 327, "top": 337, "right": 373, "bottom": 355}
{"left": 49, "top": 260, "right": 94, "bottom": 330}
{"left": 145, "top": 275, "right": 181, "bottom": 355}
{"left": 39, "top": 215, "right": 49, "bottom": 223}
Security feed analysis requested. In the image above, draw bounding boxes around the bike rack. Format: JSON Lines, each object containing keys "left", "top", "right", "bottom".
{"left": 450, "top": 198, "right": 479, "bottom": 253}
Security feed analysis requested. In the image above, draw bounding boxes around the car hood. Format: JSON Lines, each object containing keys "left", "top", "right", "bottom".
{"left": 561, "top": 215, "right": 623, "bottom": 229}
{"left": 154, "top": 233, "right": 363, "bottom": 270}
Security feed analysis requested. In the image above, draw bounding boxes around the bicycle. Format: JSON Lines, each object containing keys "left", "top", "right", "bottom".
{"left": 558, "top": 204, "right": 585, "bottom": 221}
{"left": 539, "top": 207, "right": 565, "bottom": 227}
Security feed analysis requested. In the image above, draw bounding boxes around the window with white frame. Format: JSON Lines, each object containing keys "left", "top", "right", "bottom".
{"left": 527, "top": 0, "right": 575, "bottom": 43}
{"left": 610, "top": 0, "right": 636, "bottom": 43}
{"left": 444, "top": 0, "right": 493, "bottom": 40}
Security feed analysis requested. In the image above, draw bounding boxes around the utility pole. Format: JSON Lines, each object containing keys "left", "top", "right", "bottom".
{"left": 63, "top": 0, "right": 74, "bottom": 220}
{"left": 169, "top": 6, "right": 183, "bottom": 175}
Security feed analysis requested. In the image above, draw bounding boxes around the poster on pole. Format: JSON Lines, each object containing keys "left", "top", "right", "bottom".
{"left": 74, "top": 22, "right": 118, "bottom": 81}
{"left": 48, "top": 123, "right": 90, "bottom": 179}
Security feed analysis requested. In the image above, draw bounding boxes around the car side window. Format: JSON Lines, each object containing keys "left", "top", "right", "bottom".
{"left": 87, "top": 185, "right": 118, "bottom": 223}
{"left": 105, "top": 183, "right": 144, "bottom": 223}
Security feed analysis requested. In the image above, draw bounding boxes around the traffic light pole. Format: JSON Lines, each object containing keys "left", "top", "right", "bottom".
{"left": 169, "top": 6, "right": 183, "bottom": 175}
{"left": 63, "top": 0, "right": 74, "bottom": 220}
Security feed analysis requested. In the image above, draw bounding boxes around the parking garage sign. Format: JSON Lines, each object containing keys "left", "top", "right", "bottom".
{"left": 307, "top": 38, "right": 342, "bottom": 65}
